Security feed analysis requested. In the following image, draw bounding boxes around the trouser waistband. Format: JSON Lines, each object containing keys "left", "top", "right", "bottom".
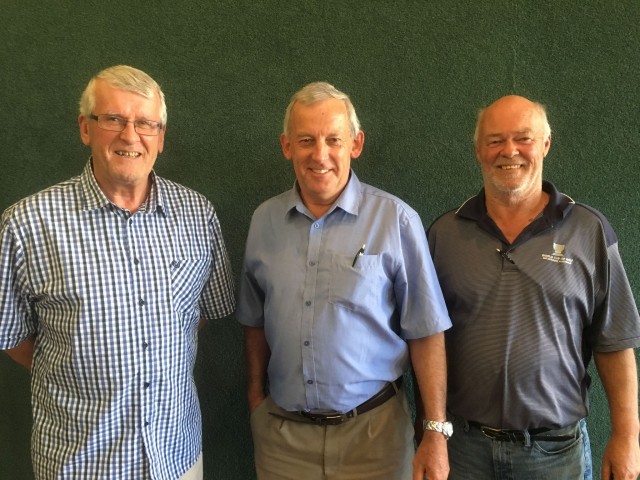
{"left": 270, "top": 378, "right": 402, "bottom": 426}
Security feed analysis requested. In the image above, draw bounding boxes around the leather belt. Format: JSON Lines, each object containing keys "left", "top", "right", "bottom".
{"left": 296, "top": 377, "right": 403, "bottom": 426}
{"left": 468, "top": 421, "right": 578, "bottom": 442}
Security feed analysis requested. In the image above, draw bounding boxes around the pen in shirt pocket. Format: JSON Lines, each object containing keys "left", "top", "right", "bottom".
{"left": 352, "top": 244, "right": 366, "bottom": 267}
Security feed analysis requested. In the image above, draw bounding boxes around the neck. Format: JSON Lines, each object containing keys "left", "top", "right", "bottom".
{"left": 486, "top": 188, "right": 548, "bottom": 243}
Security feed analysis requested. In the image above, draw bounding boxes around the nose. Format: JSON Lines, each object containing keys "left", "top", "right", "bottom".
{"left": 119, "top": 121, "right": 140, "bottom": 143}
{"left": 501, "top": 138, "right": 518, "bottom": 158}
{"left": 312, "top": 141, "right": 329, "bottom": 162}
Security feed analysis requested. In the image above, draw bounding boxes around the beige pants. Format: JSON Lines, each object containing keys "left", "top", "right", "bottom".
{"left": 250, "top": 391, "right": 414, "bottom": 480}
{"left": 179, "top": 452, "right": 203, "bottom": 480}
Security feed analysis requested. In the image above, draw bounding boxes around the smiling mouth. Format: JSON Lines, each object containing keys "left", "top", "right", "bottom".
{"left": 498, "top": 165, "right": 522, "bottom": 170}
{"left": 311, "top": 169, "right": 330, "bottom": 174}
{"left": 116, "top": 151, "right": 141, "bottom": 158}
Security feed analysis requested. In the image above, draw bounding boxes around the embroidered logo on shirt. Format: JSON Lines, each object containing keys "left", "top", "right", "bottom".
{"left": 541, "top": 243, "right": 573, "bottom": 265}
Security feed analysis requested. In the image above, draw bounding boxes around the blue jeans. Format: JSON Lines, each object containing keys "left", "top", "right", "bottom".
{"left": 448, "top": 417, "right": 592, "bottom": 480}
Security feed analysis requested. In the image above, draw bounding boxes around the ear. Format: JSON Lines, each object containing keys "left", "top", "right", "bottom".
{"left": 350, "top": 130, "right": 365, "bottom": 159}
{"left": 157, "top": 126, "right": 166, "bottom": 154}
{"left": 78, "top": 115, "right": 91, "bottom": 146}
{"left": 280, "top": 133, "right": 292, "bottom": 160}
{"left": 542, "top": 134, "right": 551, "bottom": 157}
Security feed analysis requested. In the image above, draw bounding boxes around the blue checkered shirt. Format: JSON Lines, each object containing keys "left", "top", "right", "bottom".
{"left": 0, "top": 161, "right": 236, "bottom": 479}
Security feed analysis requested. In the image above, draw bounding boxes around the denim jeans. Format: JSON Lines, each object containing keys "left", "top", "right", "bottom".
{"left": 448, "top": 417, "right": 592, "bottom": 480}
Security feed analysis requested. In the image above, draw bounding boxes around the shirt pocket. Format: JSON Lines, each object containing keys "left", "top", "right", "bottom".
{"left": 328, "top": 254, "right": 386, "bottom": 313}
{"left": 170, "top": 257, "right": 211, "bottom": 315}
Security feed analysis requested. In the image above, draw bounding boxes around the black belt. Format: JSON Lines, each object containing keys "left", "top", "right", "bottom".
{"left": 469, "top": 421, "right": 578, "bottom": 442}
{"left": 296, "top": 377, "right": 403, "bottom": 426}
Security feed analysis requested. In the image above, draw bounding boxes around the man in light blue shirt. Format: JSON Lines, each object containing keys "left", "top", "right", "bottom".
{"left": 237, "top": 81, "right": 452, "bottom": 480}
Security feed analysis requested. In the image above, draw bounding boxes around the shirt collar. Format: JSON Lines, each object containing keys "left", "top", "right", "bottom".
{"left": 455, "top": 180, "right": 575, "bottom": 243}
{"left": 287, "top": 169, "right": 361, "bottom": 218}
{"left": 80, "top": 158, "right": 166, "bottom": 215}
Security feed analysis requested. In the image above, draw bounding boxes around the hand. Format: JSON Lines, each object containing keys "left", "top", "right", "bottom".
{"left": 413, "top": 431, "right": 449, "bottom": 480}
{"left": 248, "top": 393, "right": 266, "bottom": 414}
{"left": 601, "top": 433, "right": 640, "bottom": 480}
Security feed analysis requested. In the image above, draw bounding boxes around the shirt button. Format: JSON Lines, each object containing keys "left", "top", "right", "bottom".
{"left": 142, "top": 342, "right": 149, "bottom": 349}
{"left": 309, "top": 261, "right": 316, "bottom": 266}
{"left": 144, "top": 421, "right": 149, "bottom": 427}
{"left": 144, "top": 382, "right": 150, "bottom": 389}
{"left": 134, "top": 258, "right": 140, "bottom": 265}
{"left": 305, "top": 300, "right": 311, "bottom": 307}
{"left": 313, "top": 223, "right": 319, "bottom": 229}
{"left": 138, "top": 298, "right": 146, "bottom": 306}
{"left": 304, "top": 341, "right": 310, "bottom": 346}
{"left": 307, "top": 380, "right": 314, "bottom": 385}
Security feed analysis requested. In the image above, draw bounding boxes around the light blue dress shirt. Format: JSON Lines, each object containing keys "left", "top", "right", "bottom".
{"left": 237, "top": 171, "right": 451, "bottom": 413}
{"left": 0, "top": 161, "right": 236, "bottom": 479}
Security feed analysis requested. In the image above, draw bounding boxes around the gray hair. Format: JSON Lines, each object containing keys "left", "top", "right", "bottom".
{"left": 283, "top": 81, "right": 360, "bottom": 138}
{"left": 79, "top": 65, "right": 167, "bottom": 125}
{"left": 473, "top": 98, "right": 551, "bottom": 146}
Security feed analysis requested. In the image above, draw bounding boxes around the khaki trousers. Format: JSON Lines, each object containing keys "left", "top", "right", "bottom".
{"left": 250, "top": 390, "right": 414, "bottom": 480}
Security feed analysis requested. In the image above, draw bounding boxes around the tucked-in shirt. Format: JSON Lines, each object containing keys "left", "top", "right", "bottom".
{"left": 0, "top": 161, "right": 236, "bottom": 479}
{"left": 428, "top": 181, "right": 640, "bottom": 430}
{"left": 237, "top": 171, "right": 451, "bottom": 413}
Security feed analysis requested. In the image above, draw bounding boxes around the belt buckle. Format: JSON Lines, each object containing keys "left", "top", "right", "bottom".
{"left": 300, "top": 412, "right": 347, "bottom": 426}
{"left": 480, "top": 426, "right": 503, "bottom": 439}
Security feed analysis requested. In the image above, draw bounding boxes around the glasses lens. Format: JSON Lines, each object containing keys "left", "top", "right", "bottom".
{"left": 97, "top": 115, "right": 127, "bottom": 132}
{"left": 134, "top": 120, "right": 161, "bottom": 136}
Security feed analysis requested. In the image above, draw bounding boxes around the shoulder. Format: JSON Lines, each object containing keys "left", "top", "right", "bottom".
{"left": 2, "top": 176, "right": 82, "bottom": 225}
{"left": 569, "top": 203, "right": 618, "bottom": 247}
{"left": 359, "top": 182, "right": 420, "bottom": 222}
{"left": 155, "top": 176, "right": 214, "bottom": 212}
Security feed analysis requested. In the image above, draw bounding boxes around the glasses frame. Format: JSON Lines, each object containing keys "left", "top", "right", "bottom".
{"left": 88, "top": 114, "right": 164, "bottom": 136}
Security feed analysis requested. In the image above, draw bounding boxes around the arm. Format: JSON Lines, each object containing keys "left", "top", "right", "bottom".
{"left": 244, "top": 325, "right": 271, "bottom": 413}
{"left": 409, "top": 332, "right": 449, "bottom": 480}
{"left": 4, "top": 336, "right": 35, "bottom": 370}
{"left": 594, "top": 349, "right": 640, "bottom": 480}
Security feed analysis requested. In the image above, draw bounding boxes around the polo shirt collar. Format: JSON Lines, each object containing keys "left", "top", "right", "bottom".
{"left": 455, "top": 180, "right": 575, "bottom": 243}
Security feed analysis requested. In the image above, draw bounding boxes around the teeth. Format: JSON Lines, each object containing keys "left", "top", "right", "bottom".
{"left": 500, "top": 165, "right": 520, "bottom": 170}
{"left": 312, "top": 169, "right": 329, "bottom": 174}
{"left": 117, "top": 151, "right": 141, "bottom": 158}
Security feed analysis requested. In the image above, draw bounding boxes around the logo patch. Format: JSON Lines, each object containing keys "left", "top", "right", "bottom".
{"left": 542, "top": 242, "right": 573, "bottom": 264}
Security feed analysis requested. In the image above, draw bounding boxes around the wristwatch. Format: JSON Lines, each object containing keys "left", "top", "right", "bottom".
{"left": 423, "top": 419, "right": 453, "bottom": 440}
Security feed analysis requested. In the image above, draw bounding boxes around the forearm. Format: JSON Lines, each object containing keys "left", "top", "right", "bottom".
{"left": 4, "top": 336, "right": 35, "bottom": 370}
{"left": 243, "top": 325, "right": 270, "bottom": 411}
{"left": 409, "top": 333, "right": 447, "bottom": 421}
{"left": 595, "top": 349, "right": 640, "bottom": 436}
{"left": 408, "top": 332, "right": 449, "bottom": 480}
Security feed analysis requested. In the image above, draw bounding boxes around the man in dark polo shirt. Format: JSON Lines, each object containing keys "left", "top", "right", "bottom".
{"left": 428, "top": 95, "right": 640, "bottom": 479}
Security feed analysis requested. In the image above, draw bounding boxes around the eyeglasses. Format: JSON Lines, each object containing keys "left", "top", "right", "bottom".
{"left": 89, "top": 114, "right": 163, "bottom": 136}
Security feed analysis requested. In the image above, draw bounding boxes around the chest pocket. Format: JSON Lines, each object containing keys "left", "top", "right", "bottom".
{"left": 328, "top": 254, "right": 389, "bottom": 313}
{"left": 170, "top": 257, "right": 211, "bottom": 314}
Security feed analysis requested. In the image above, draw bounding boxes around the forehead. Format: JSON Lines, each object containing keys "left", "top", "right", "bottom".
{"left": 290, "top": 98, "right": 350, "bottom": 134}
{"left": 93, "top": 80, "right": 161, "bottom": 116}
{"left": 479, "top": 100, "right": 546, "bottom": 137}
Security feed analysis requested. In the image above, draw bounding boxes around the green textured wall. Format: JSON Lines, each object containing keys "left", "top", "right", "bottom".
{"left": 1, "top": 1, "right": 639, "bottom": 479}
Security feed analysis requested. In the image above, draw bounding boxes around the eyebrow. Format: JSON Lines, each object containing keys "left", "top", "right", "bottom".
{"left": 484, "top": 129, "right": 535, "bottom": 138}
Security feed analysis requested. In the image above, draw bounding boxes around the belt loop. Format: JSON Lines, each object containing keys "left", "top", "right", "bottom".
{"left": 522, "top": 429, "right": 532, "bottom": 448}
{"left": 391, "top": 378, "right": 400, "bottom": 394}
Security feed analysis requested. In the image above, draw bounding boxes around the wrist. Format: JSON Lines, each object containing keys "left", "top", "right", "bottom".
{"left": 422, "top": 419, "right": 453, "bottom": 440}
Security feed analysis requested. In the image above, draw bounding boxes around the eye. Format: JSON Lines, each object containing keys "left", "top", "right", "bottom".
{"left": 104, "top": 115, "right": 125, "bottom": 125}
{"left": 135, "top": 120, "right": 159, "bottom": 130}
{"left": 327, "top": 137, "right": 342, "bottom": 146}
{"left": 298, "top": 138, "right": 313, "bottom": 146}
{"left": 487, "top": 139, "right": 503, "bottom": 146}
